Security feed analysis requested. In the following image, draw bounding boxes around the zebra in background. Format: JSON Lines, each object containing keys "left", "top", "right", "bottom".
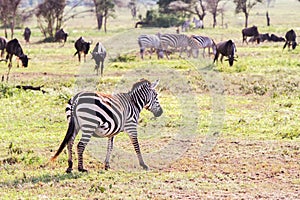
{"left": 192, "top": 17, "right": 203, "bottom": 29}
{"left": 181, "top": 20, "right": 190, "bottom": 32}
{"left": 51, "top": 79, "right": 163, "bottom": 172}
{"left": 138, "top": 34, "right": 163, "bottom": 59}
{"left": 192, "top": 35, "right": 216, "bottom": 58}
{"left": 160, "top": 34, "right": 200, "bottom": 59}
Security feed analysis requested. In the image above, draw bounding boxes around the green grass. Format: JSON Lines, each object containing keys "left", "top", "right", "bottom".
{"left": 0, "top": 0, "right": 300, "bottom": 198}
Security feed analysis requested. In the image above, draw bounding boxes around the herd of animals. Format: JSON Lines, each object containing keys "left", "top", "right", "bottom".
{"left": 0, "top": 24, "right": 297, "bottom": 172}
{"left": 0, "top": 28, "right": 106, "bottom": 81}
{"left": 0, "top": 25, "right": 297, "bottom": 81}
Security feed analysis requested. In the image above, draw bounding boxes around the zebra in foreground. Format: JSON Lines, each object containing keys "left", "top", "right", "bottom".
{"left": 160, "top": 34, "right": 200, "bottom": 59}
{"left": 51, "top": 79, "right": 163, "bottom": 172}
{"left": 138, "top": 34, "right": 163, "bottom": 59}
{"left": 191, "top": 35, "right": 216, "bottom": 58}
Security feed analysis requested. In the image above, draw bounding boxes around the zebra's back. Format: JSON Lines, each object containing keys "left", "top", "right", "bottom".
{"left": 138, "top": 34, "right": 161, "bottom": 49}
{"left": 192, "top": 35, "right": 214, "bottom": 48}
{"left": 68, "top": 91, "right": 127, "bottom": 137}
{"left": 160, "top": 34, "right": 189, "bottom": 49}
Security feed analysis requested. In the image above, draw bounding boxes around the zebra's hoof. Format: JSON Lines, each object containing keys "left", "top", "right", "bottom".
{"left": 78, "top": 168, "right": 88, "bottom": 173}
{"left": 66, "top": 168, "right": 73, "bottom": 173}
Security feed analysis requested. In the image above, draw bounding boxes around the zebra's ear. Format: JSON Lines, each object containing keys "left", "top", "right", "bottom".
{"left": 151, "top": 79, "right": 159, "bottom": 89}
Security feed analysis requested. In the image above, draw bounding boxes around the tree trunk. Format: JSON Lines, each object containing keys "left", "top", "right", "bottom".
{"left": 96, "top": 13, "right": 103, "bottom": 30}
{"left": 213, "top": 13, "right": 217, "bottom": 28}
{"left": 244, "top": 12, "right": 249, "bottom": 28}
{"left": 266, "top": 11, "right": 270, "bottom": 26}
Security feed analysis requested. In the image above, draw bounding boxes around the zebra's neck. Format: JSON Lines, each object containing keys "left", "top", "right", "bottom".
{"left": 128, "top": 90, "right": 147, "bottom": 113}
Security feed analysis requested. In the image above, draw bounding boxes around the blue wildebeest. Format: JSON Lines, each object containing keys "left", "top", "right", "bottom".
{"left": 192, "top": 17, "right": 203, "bottom": 29}
{"left": 55, "top": 28, "right": 68, "bottom": 44}
{"left": 214, "top": 40, "right": 237, "bottom": 67}
{"left": 269, "top": 34, "right": 285, "bottom": 42}
{"left": 248, "top": 33, "right": 270, "bottom": 43}
{"left": 74, "top": 37, "right": 91, "bottom": 62}
{"left": 91, "top": 42, "right": 106, "bottom": 76}
{"left": 283, "top": 29, "right": 297, "bottom": 50}
{"left": 4, "top": 38, "right": 29, "bottom": 81}
{"left": 138, "top": 34, "right": 163, "bottom": 59}
{"left": 23, "top": 27, "right": 31, "bottom": 43}
{"left": 0, "top": 36, "right": 8, "bottom": 58}
{"left": 242, "top": 26, "right": 260, "bottom": 44}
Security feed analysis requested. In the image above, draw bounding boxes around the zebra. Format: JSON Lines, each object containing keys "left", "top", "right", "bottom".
{"left": 138, "top": 34, "right": 163, "bottom": 59}
{"left": 51, "top": 79, "right": 163, "bottom": 173}
{"left": 181, "top": 20, "right": 190, "bottom": 32}
{"left": 283, "top": 29, "right": 297, "bottom": 50}
{"left": 191, "top": 35, "right": 216, "bottom": 58}
{"left": 192, "top": 17, "right": 203, "bottom": 29}
{"left": 160, "top": 34, "right": 200, "bottom": 59}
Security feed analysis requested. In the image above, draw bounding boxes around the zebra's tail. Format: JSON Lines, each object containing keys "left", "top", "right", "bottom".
{"left": 51, "top": 113, "right": 75, "bottom": 162}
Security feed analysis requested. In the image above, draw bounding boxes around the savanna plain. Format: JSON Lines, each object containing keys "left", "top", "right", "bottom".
{"left": 0, "top": 0, "right": 300, "bottom": 199}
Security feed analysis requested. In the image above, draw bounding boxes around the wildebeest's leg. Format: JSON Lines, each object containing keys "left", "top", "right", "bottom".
{"left": 78, "top": 52, "right": 81, "bottom": 62}
{"left": 220, "top": 55, "right": 224, "bottom": 63}
{"left": 213, "top": 52, "right": 219, "bottom": 63}
{"left": 104, "top": 136, "right": 114, "bottom": 170}
{"left": 100, "top": 60, "right": 104, "bottom": 76}
{"left": 126, "top": 127, "right": 148, "bottom": 170}
{"left": 283, "top": 41, "right": 288, "bottom": 49}
{"left": 6, "top": 54, "right": 13, "bottom": 81}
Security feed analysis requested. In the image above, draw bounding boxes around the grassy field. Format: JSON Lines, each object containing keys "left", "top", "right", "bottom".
{"left": 0, "top": 0, "right": 300, "bottom": 199}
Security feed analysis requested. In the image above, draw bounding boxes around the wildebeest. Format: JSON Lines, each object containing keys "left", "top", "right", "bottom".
{"left": 91, "top": 42, "right": 106, "bottom": 76}
{"left": 5, "top": 38, "right": 29, "bottom": 81}
{"left": 248, "top": 33, "right": 270, "bottom": 43}
{"left": 23, "top": 27, "right": 31, "bottom": 43}
{"left": 74, "top": 37, "right": 91, "bottom": 62}
{"left": 283, "top": 29, "right": 297, "bottom": 50}
{"left": 269, "top": 34, "right": 285, "bottom": 42}
{"left": 214, "top": 40, "right": 237, "bottom": 67}
{"left": 242, "top": 26, "right": 260, "bottom": 44}
{"left": 55, "top": 28, "right": 68, "bottom": 44}
{"left": 0, "top": 36, "right": 7, "bottom": 58}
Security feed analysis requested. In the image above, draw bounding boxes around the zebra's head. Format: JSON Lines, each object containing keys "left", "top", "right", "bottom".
{"left": 131, "top": 79, "right": 163, "bottom": 117}
{"left": 145, "top": 80, "right": 163, "bottom": 117}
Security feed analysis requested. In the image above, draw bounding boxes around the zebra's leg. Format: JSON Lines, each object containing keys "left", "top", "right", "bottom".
{"left": 104, "top": 136, "right": 114, "bottom": 170}
{"left": 127, "top": 130, "right": 148, "bottom": 170}
{"left": 77, "top": 133, "right": 92, "bottom": 172}
{"left": 140, "top": 48, "right": 144, "bottom": 59}
{"left": 66, "top": 137, "right": 75, "bottom": 173}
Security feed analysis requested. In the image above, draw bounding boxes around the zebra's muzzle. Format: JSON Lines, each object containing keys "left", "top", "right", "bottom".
{"left": 153, "top": 108, "right": 163, "bottom": 117}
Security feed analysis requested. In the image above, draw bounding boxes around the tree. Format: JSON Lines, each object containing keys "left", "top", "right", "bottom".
{"left": 233, "top": 0, "right": 263, "bottom": 28}
{"left": 92, "top": 0, "right": 115, "bottom": 32}
{"left": 206, "top": 0, "right": 225, "bottom": 28}
{"left": 0, "top": 0, "right": 22, "bottom": 39}
{"left": 36, "top": 0, "right": 66, "bottom": 39}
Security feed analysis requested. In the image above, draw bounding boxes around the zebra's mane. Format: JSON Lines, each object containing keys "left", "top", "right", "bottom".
{"left": 130, "top": 79, "right": 150, "bottom": 92}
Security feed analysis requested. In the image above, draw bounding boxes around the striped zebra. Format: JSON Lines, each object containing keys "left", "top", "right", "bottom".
{"left": 192, "top": 17, "right": 203, "bottom": 29}
{"left": 138, "top": 34, "right": 163, "bottom": 59}
{"left": 191, "top": 35, "right": 216, "bottom": 58}
{"left": 51, "top": 79, "right": 163, "bottom": 172}
{"left": 160, "top": 34, "right": 200, "bottom": 59}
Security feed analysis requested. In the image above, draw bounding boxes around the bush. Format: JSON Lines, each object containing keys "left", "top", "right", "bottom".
{"left": 142, "top": 10, "right": 184, "bottom": 28}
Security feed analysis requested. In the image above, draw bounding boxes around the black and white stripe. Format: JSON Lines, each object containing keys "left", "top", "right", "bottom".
{"left": 160, "top": 34, "right": 200, "bottom": 59}
{"left": 192, "top": 35, "right": 216, "bottom": 58}
{"left": 52, "top": 79, "right": 163, "bottom": 172}
{"left": 138, "top": 34, "right": 163, "bottom": 59}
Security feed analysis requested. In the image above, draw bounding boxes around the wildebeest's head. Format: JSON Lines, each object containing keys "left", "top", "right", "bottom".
{"left": 19, "top": 54, "right": 29, "bottom": 68}
{"left": 225, "top": 40, "right": 237, "bottom": 67}
{"left": 292, "top": 41, "right": 297, "bottom": 49}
